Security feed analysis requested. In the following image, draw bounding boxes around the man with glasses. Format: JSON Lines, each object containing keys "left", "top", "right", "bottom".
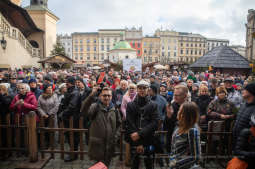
{"left": 80, "top": 86, "right": 121, "bottom": 167}
{"left": 164, "top": 84, "right": 188, "bottom": 153}
{"left": 126, "top": 80, "right": 159, "bottom": 169}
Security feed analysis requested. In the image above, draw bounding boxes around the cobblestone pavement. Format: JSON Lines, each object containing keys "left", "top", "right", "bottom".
{"left": 0, "top": 154, "right": 227, "bottom": 169}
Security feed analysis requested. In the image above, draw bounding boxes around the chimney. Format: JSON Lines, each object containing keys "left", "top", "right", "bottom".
{"left": 10, "top": 0, "right": 22, "bottom": 6}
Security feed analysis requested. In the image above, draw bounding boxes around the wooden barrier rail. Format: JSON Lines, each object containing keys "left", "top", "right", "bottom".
{"left": 0, "top": 113, "right": 234, "bottom": 168}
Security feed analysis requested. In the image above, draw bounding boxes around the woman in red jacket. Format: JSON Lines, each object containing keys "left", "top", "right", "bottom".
{"left": 10, "top": 83, "right": 38, "bottom": 122}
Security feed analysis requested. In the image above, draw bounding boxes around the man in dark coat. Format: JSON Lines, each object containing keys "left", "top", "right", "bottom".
{"left": 80, "top": 87, "right": 121, "bottom": 167}
{"left": 126, "top": 80, "right": 159, "bottom": 169}
{"left": 58, "top": 76, "right": 80, "bottom": 162}
{"left": 233, "top": 82, "right": 255, "bottom": 148}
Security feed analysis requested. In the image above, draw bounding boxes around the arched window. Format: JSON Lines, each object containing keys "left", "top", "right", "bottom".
{"left": 29, "top": 40, "right": 39, "bottom": 48}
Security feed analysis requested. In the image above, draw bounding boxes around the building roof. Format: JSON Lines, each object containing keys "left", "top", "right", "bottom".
{"left": 190, "top": 46, "right": 250, "bottom": 69}
{"left": 38, "top": 54, "right": 76, "bottom": 64}
{"left": 111, "top": 40, "right": 136, "bottom": 51}
{"left": 206, "top": 38, "right": 229, "bottom": 42}
{"left": 0, "top": 0, "right": 42, "bottom": 37}
{"left": 24, "top": 4, "right": 59, "bottom": 20}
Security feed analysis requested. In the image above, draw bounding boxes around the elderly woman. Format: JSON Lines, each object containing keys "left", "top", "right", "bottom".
{"left": 121, "top": 83, "right": 137, "bottom": 120}
{"left": 207, "top": 86, "right": 237, "bottom": 125}
{"left": 10, "top": 83, "right": 38, "bottom": 122}
{"left": 38, "top": 84, "right": 59, "bottom": 147}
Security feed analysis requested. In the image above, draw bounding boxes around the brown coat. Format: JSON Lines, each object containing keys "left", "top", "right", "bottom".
{"left": 81, "top": 95, "right": 121, "bottom": 164}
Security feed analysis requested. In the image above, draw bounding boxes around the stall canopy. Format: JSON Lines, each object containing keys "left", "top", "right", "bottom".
{"left": 38, "top": 54, "right": 76, "bottom": 69}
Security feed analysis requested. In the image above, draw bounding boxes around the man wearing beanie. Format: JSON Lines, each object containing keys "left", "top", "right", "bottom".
{"left": 126, "top": 80, "right": 159, "bottom": 169}
{"left": 28, "top": 78, "right": 42, "bottom": 100}
{"left": 233, "top": 82, "right": 255, "bottom": 148}
{"left": 58, "top": 76, "right": 80, "bottom": 162}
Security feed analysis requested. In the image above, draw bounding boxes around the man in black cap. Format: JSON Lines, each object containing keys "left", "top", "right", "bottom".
{"left": 58, "top": 76, "right": 80, "bottom": 162}
{"left": 28, "top": 78, "right": 42, "bottom": 100}
{"left": 233, "top": 82, "right": 255, "bottom": 148}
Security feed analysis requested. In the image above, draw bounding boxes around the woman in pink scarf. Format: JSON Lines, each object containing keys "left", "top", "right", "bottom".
{"left": 121, "top": 83, "right": 137, "bottom": 120}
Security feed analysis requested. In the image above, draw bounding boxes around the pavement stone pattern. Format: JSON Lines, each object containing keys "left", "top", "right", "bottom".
{"left": 0, "top": 154, "right": 226, "bottom": 169}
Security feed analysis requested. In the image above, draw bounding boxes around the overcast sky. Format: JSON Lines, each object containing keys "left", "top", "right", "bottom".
{"left": 22, "top": 0, "right": 255, "bottom": 45}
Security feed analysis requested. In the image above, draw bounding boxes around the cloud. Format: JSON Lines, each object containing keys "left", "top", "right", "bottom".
{"left": 21, "top": 0, "right": 255, "bottom": 45}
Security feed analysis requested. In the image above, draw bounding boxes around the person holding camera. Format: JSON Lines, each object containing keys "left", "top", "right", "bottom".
{"left": 125, "top": 80, "right": 159, "bottom": 169}
{"left": 80, "top": 86, "right": 121, "bottom": 167}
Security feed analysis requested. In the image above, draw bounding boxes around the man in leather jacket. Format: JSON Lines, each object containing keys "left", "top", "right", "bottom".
{"left": 126, "top": 80, "right": 159, "bottom": 169}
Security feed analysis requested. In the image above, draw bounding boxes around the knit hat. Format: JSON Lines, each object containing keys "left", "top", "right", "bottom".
{"left": 66, "top": 76, "right": 76, "bottom": 85}
{"left": 42, "top": 83, "right": 52, "bottom": 92}
{"left": 244, "top": 82, "right": 255, "bottom": 96}
{"left": 28, "top": 78, "right": 37, "bottom": 84}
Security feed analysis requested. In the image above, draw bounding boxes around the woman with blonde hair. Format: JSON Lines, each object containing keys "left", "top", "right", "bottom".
{"left": 169, "top": 102, "right": 201, "bottom": 169}
{"left": 121, "top": 83, "right": 137, "bottom": 120}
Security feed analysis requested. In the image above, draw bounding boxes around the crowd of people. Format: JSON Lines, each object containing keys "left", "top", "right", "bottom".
{"left": 0, "top": 68, "right": 255, "bottom": 169}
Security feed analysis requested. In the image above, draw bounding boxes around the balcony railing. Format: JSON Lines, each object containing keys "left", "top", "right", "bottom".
{"left": 0, "top": 12, "right": 40, "bottom": 58}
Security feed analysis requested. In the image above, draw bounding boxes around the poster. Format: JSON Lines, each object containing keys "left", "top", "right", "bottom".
{"left": 123, "top": 59, "right": 142, "bottom": 72}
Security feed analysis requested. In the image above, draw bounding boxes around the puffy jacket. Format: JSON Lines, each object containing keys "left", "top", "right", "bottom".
{"left": 125, "top": 96, "right": 159, "bottom": 146}
{"left": 233, "top": 100, "right": 255, "bottom": 147}
{"left": 234, "top": 127, "right": 255, "bottom": 169}
{"left": 10, "top": 92, "right": 38, "bottom": 118}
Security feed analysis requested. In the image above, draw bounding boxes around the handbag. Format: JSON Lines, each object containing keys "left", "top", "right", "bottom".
{"left": 227, "top": 157, "right": 248, "bottom": 169}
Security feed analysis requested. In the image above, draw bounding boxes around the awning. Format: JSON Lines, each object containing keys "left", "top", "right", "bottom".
{"left": 0, "top": 64, "right": 10, "bottom": 68}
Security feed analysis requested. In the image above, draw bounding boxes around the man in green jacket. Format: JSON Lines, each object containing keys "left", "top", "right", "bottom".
{"left": 80, "top": 86, "right": 121, "bottom": 167}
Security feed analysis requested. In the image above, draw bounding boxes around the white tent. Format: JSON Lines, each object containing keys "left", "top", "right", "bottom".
{"left": 154, "top": 64, "right": 166, "bottom": 70}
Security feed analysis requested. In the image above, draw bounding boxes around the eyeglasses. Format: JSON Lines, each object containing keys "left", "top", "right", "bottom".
{"left": 129, "top": 88, "right": 135, "bottom": 90}
{"left": 102, "top": 94, "right": 112, "bottom": 98}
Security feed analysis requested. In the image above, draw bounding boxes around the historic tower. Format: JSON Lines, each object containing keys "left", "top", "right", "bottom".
{"left": 25, "top": 0, "right": 59, "bottom": 58}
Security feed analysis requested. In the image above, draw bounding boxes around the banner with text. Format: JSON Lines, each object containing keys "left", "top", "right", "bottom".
{"left": 123, "top": 59, "right": 142, "bottom": 72}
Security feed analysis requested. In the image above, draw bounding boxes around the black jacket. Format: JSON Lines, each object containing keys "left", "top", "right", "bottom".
{"left": 0, "top": 94, "right": 12, "bottom": 119}
{"left": 234, "top": 128, "right": 255, "bottom": 169}
{"left": 195, "top": 95, "right": 211, "bottom": 116}
{"left": 233, "top": 100, "right": 255, "bottom": 147}
{"left": 58, "top": 86, "right": 80, "bottom": 119}
{"left": 125, "top": 96, "right": 159, "bottom": 146}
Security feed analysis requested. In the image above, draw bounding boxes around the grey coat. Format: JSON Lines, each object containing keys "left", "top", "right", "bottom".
{"left": 38, "top": 94, "right": 60, "bottom": 117}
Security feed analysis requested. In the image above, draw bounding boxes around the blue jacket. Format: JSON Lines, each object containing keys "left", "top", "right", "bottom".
{"left": 151, "top": 95, "right": 167, "bottom": 120}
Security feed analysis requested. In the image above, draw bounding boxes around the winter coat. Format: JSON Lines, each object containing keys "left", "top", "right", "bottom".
{"left": 125, "top": 96, "right": 159, "bottom": 146}
{"left": 37, "top": 93, "right": 59, "bottom": 117}
{"left": 81, "top": 94, "right": 121, "bottom": 163}
{"left": 58, "top": 86, "right": 80, "bottom": 120}
{"left": 234, "top": 127, "right": 255, "bottom": 169}
{"left": 0, "top": 94, "right": 12, "bottom": 121}
{"left": 121, "top": 93, "right": 137, "bottom": 119}
{"left": 151, "top": 95, "right": 167, "bottom": 121}
{"left": 233, "top": 100, "right": 255, "bottom": 147}
{"left": 195, "top": 95, "right": 211, "bottom": 128}
{"left": 10, "top": 92, "right": 38, "bottom": 120}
